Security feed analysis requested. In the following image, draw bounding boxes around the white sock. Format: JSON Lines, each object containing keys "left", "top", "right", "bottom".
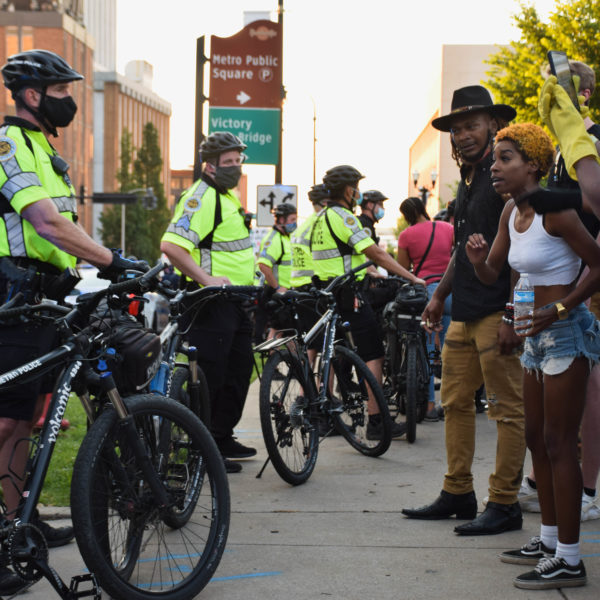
{"left": 556, "top": 541, "right": 580, "bottom": 566}
{"left": 540, "top": 524, "right": 557, "bottom": 551}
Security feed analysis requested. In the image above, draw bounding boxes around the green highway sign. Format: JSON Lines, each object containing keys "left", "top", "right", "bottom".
{"left": 208, "top": 107, "right": 280, "bottom": 165}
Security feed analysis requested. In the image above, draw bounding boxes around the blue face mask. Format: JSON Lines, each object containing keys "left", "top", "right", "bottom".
{"left": 284, "top": 222, "right": 297, "bottom": 234}
{"left": 374, "top": 207, "right": 385, "bottom": 221}
{"left": 355, "top": 190, "right": 363, "bottom": 206}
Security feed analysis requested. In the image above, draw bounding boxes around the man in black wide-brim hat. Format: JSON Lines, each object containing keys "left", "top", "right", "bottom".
{"left": 402, "top": 85, "right": 527, "bottom": 536}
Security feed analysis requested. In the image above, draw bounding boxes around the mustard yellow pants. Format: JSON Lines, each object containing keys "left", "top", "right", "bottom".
{"left": 441, "top": 312, "right": 526, "bottom": 504}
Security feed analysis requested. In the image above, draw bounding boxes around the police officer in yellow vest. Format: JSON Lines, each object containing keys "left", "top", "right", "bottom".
{"left": 257, "top": 202, "right": 297, "bottom": 292}
{"left": 312, "top": 165, "right": 426, "bottom": 440}
{"left": 160, "top": 132, "right": 256, "bottom": 473}
{"left": 0, "top": 49, "right": 146, "bottom": 594}
{"left": 290, "top": 183, "right": 328, "bottom": 290}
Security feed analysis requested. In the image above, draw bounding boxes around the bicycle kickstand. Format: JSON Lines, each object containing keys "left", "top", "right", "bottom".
{"left": 256, "top": 454, "right": 271, "bottom": 479}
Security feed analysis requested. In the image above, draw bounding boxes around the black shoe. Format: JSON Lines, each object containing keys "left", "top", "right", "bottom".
{"left": 366, "top": 419, "right": 405, "bottom": 440}
{"left": 436, "top": 405, "right": 445, "bottom": 420}
{"left": 32, "top": 515, "right": 74, "bottom": 548}
{"left": 0, "top": 566, "right": 28, "bottom": 596}
{"left": 500, "top": 535, "right": 554, "bottom": 565}
{"left": 424, "top": 408, "right": 439, "bottom": 422}
{"left": 216, "top": 437, "right": 257, "bottom": 459}
{"left": 454, "top": 500, "right": 522, "bottom": 535}
{"left": 401, "top": 490, "right": 477, "bottom": 520}
{"left": 514, "top": 557, "right": 587, "bottom": 590}
{"left": 224, "top": 458, "right": 242, "bottom": 473}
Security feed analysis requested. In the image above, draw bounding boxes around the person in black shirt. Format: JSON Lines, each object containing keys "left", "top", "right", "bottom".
{"left": 402, "top": 86, "right": 526, "bottom": 536}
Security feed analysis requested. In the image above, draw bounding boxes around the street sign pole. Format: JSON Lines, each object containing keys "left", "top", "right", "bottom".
{"left": 193, "top": 36, "right": 208, "bottom": 181}
{"left": 275, "top": 0, "right": 284, "bottom": 184}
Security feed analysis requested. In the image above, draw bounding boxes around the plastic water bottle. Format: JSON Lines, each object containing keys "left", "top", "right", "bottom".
{"left": 149, "top": 361, "right": 169, "bottom": 395}
{"left": 514, "top": 273, "right": 534, "bottom": 332}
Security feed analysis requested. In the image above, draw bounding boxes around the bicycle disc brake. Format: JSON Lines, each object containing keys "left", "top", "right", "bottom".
{"left": 8, "top": 523, "right": 48, "bottom": 582}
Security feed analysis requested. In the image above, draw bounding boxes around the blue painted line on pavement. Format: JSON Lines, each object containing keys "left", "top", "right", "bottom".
{"left": 212, "top": 570, "right": 283, "bottom": 582}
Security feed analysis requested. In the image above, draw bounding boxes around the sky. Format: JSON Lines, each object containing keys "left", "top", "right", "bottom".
{"left": 116, "top": 0, "right": 557, "bottom": 226}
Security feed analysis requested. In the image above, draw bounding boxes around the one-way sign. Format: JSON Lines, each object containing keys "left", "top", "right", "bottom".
{"left": 256, "top": 184, "right": 297, "bottom": 227}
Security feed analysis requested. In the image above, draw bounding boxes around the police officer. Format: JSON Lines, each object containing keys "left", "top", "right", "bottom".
{"left": 160, "top": 132, "right": 256, "bottom": 474}
{"left": 257, "top": 202, "right": 297, "bottom": 293}
{"left": 358, "top": 189, "right": 387, "bottom": 245}
{"left": 0, "top": 49, "right": 145, "bottom": 595}
{"left": 290, "top": 183, "right": 328, "bottom": 291}
{"left": 312, "top": 165, "right": 425, "bottom": 440}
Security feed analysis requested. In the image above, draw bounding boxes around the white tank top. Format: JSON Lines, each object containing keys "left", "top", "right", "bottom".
{"left": 508, "top": 206, "right": 580, "bottom": 286}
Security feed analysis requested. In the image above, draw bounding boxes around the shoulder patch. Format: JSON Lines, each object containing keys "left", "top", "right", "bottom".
{"left": 175, "top": 214, "right": 191, "bottom": 231}
{"left": 345, "top": 216, "right": 356, "bottom": 227}
{"left": 184, "top": 197, "right": 202, "bottom": 212}
{"left": 0, "top": 136, "right": 17, "bottom": 162}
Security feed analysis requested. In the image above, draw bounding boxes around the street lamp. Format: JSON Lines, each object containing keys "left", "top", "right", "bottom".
{"left": 411, "top": 168, "right": 438, "bottom": 205}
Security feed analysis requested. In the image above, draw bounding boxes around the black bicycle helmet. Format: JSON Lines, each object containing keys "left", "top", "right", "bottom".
{"left": 199, "top": 132, "right": 247, "bottom": 161}
{"left": 2, "top": 49, "right": 83, "bottom": 93}
{"left": 273, "top": 202, "right": 297, "bottom": 217}
{"left": 322, "top": 165, "right": 364, "bottom": 192}
{"left": 308, "top": 183, "right": 329, "bottom": 205}
{"left": 362, "top": 190, "right": 388, "bottom": 204}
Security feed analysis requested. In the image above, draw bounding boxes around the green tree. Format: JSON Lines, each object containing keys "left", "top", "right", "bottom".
{"left": 485, "top": 0, "right": 600, "bottom": 126}
{"left": 99, "top": 125, "right": 169, "bottom": 262}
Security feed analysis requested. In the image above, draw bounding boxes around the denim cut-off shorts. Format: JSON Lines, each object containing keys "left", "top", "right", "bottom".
{"left": 520, "top": 303, "right": 600, "bottom": 375}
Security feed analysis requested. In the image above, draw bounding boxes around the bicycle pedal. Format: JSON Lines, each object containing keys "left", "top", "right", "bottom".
{"left": 69, "top": 572, "right": 101, "bottom": 599}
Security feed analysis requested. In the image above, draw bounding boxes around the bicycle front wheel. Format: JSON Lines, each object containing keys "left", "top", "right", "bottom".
{"left": 71, "top": 394, "right": 229, "bottom": 600}
{"left": 169, "top": 365, "right": 211, "bottom": 425}
{"left": 259, "top": 350, "right": 319, "bottom": 485}
{"left": 330, "top": 345, "right": 392, "bottom": 457}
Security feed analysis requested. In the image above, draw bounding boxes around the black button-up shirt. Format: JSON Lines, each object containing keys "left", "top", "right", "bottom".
{"left": 452, "top": 152, "right": 512, "bottom": 321}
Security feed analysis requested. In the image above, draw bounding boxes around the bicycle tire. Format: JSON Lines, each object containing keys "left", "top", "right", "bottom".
{"left": 71, "top": 394, "right": 229, "bottom": 600}
{"left": 330, "top": 345, "right": 392, "bottom": 457}
{"left": 416, "top": 339, "right": 430, "bottom": 424}
{"left": 259, "top": 350, "right": 319, "bottom": 485}
{"left": 405, "top": 341, "right": 418, "bottom": 443}
{"left": 169, "top": 365, "right": 211, "bottom": 425}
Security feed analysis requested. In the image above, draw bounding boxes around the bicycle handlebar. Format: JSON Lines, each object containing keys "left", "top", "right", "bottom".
{"left": 323, "top": 260, "right": 374, "bottom": 294}
{"left": 0, "top": 298, "right": 71, "bottom": 320}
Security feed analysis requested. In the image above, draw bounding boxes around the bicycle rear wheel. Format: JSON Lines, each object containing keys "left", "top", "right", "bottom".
{"left": 330, "top": 345, "right": 392, "bottom": 457}
{"left": 71, "top": 394, "right": 229, "bottom": 600}
{"left": 404, "top": 341, "right": 419, "bottom": 443}
{"left": 259, "top": 350, "right": 319, "bottom": 485}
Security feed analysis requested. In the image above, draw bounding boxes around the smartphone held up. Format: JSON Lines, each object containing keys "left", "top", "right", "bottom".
{"left": 547, "top": 50, "right": 580, "bottom": 111}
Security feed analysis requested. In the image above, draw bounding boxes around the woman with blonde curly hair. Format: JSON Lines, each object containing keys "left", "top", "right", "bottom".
{"left": 465, "top": 122, "right": 600, "bottom": 590}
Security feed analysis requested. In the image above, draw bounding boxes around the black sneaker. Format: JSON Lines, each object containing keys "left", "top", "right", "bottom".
{"left": 424, "top": 408, "right": 439, "bottom": 422}
{"left": 224, "top": 458, "right": 242, "bottom": 473}
{"left": 514, "top": 557, "right": 587, "bottom": 590}
{"left": 0, "top": 566, "right": 28, "bottom": 596}
{"left": 500, "top": 536, "right": 554, "bottom": 565}
{"left": 216, "top": 437, "right": 257, "bottom": 459}
{"left": 366, "top": 419, "right": 406, "bottom": 440}
{"left": 32, "top": 517, "right": 74, "bottom": 548}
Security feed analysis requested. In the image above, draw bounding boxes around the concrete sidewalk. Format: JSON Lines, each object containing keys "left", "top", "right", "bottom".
{"left": 30, "top": 380, "right": 600, "bottom": 599}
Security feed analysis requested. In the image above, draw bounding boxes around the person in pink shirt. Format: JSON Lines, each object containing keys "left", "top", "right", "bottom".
{"left": 398, "top": 197, "right": 454, "bottom": 420}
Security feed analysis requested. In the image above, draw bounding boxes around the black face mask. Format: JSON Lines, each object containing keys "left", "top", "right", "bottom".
{"left": 41, "top": 95, "right": 78, "bottom": 128}
{"left": 214, "top": 165, "right": 242, "bottom": 190}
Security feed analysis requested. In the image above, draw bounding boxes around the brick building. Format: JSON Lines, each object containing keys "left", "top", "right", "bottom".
{"left": 0, "top": 3, "right": 95, "bottom": 231}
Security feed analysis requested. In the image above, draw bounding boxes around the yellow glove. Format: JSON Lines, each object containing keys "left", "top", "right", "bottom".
{"left": 544, "top": 77, "right": 600, "bottom": 180}
{"left": 538, "top": 75, "right": 558, "bottom": 138}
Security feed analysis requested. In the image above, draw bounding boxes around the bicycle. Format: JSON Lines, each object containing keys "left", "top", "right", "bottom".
{"left": 146, "top": 280, "right": 211, "bottom": 425}
{"left": 255, "top": 261, "right": 392, "bottom": 486}
{"left": 381, "top": 275, "right": 440, "bottom": 443}
{"left": 0, "top": 263, "right": 229, "bottom": 600}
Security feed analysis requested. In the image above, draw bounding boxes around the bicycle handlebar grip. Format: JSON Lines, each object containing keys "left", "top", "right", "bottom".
{"left": 108, "top": 261, "right": 164, "bottom": 295}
